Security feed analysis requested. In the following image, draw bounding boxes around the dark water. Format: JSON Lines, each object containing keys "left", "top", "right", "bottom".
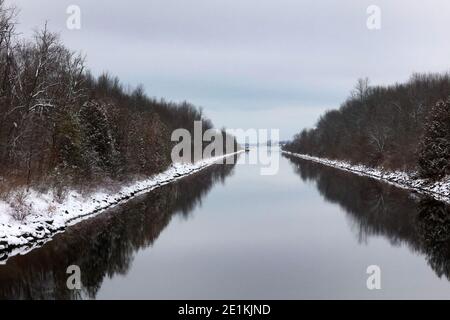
{"left": 1, "top": 149, "right": 450, "bottom": 299}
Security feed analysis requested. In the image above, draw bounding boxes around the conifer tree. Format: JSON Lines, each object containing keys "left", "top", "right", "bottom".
{"left": 418, "top": 99, "right": 450, "bottom": 180}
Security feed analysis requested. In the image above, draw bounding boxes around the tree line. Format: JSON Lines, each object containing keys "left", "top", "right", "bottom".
{"left": 0, "top": 1, "right": 237, "bottom": 191}
{"left": 284, "top": 75, "right": 450, "bottom": 180}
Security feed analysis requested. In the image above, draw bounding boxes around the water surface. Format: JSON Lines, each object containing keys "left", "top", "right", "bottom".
{"left": 1, "top": 149, "right": 450, "bottom": 299}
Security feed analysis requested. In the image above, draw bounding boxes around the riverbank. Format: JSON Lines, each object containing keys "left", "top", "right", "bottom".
{"left": 0, "top": 152, "right": 243, "bottom": 261}
{"left": 282, "top": 150, "right": 450, "bottom": 204}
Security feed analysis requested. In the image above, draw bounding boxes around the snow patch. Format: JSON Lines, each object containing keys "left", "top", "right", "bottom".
{"left": 283, "top": 151, "right": 450, "bottom": 204}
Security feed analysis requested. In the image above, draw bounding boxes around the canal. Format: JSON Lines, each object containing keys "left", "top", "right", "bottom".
{"left": 0, "top": 149, "right": 449, "bottom": 299}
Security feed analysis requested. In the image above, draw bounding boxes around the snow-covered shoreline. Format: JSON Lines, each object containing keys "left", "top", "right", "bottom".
{"left": 0, "top": 151, "right": 243, "bottom": 261}
{"left": 282, "top": 150, "right": 450, "bottom": 204}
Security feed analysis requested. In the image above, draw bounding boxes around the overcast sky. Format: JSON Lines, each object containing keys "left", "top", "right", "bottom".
{"left": 9, "top": 0, "right": 450, "bottom": 140}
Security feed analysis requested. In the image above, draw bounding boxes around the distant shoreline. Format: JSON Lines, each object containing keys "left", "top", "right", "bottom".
{"left": 282, "top": 151, "right": 450, "bottom": 204}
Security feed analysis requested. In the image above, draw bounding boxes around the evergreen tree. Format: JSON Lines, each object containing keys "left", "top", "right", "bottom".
{"left": 418, "top": 99, "right": 450, "bottom": 180}
{"left": 53, "top": 110, "right": 83, "bottom": 172}
{"left": 79, "top": 101, "right": 114, "bottom": 175}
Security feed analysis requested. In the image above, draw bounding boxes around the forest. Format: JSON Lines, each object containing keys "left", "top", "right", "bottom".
{"left": 0, "top": 1, "right": 237, "bottom": 194}
{"left": 283, "top": 75, "right": 450, "bottom": 180}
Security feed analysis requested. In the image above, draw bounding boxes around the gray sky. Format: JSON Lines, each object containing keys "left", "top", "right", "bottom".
{"left": 9, "top": 0, "right": 450, "bottom": 140}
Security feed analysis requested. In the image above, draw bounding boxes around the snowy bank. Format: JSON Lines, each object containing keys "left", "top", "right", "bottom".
{"left": 0, "top": 151, "right": 243, "bottom": 261}
{"left": 282, "top": 151, "right": 450, "bottom": 204}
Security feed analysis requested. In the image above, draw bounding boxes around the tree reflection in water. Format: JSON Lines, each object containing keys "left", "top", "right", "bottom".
{"left": 285, "top": 154, "right": 450, "bottom": 282}
{"left": 417, "top": 198, "right": 450, "bottom": 280}
{"left": 0, "top": 159, "right": 237, "bottom": 299}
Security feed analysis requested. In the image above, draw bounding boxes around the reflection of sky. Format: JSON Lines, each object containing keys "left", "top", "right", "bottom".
{"left": 11, "top": 0, "right": 450, "bottom": 139}
{"left": 96, "top": 150, "right": 450, "bottom": 299}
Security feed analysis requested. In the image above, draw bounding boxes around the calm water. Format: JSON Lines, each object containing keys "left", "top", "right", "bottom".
{"left": 1, "top": 148, "right": 450, "bottom": 299}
